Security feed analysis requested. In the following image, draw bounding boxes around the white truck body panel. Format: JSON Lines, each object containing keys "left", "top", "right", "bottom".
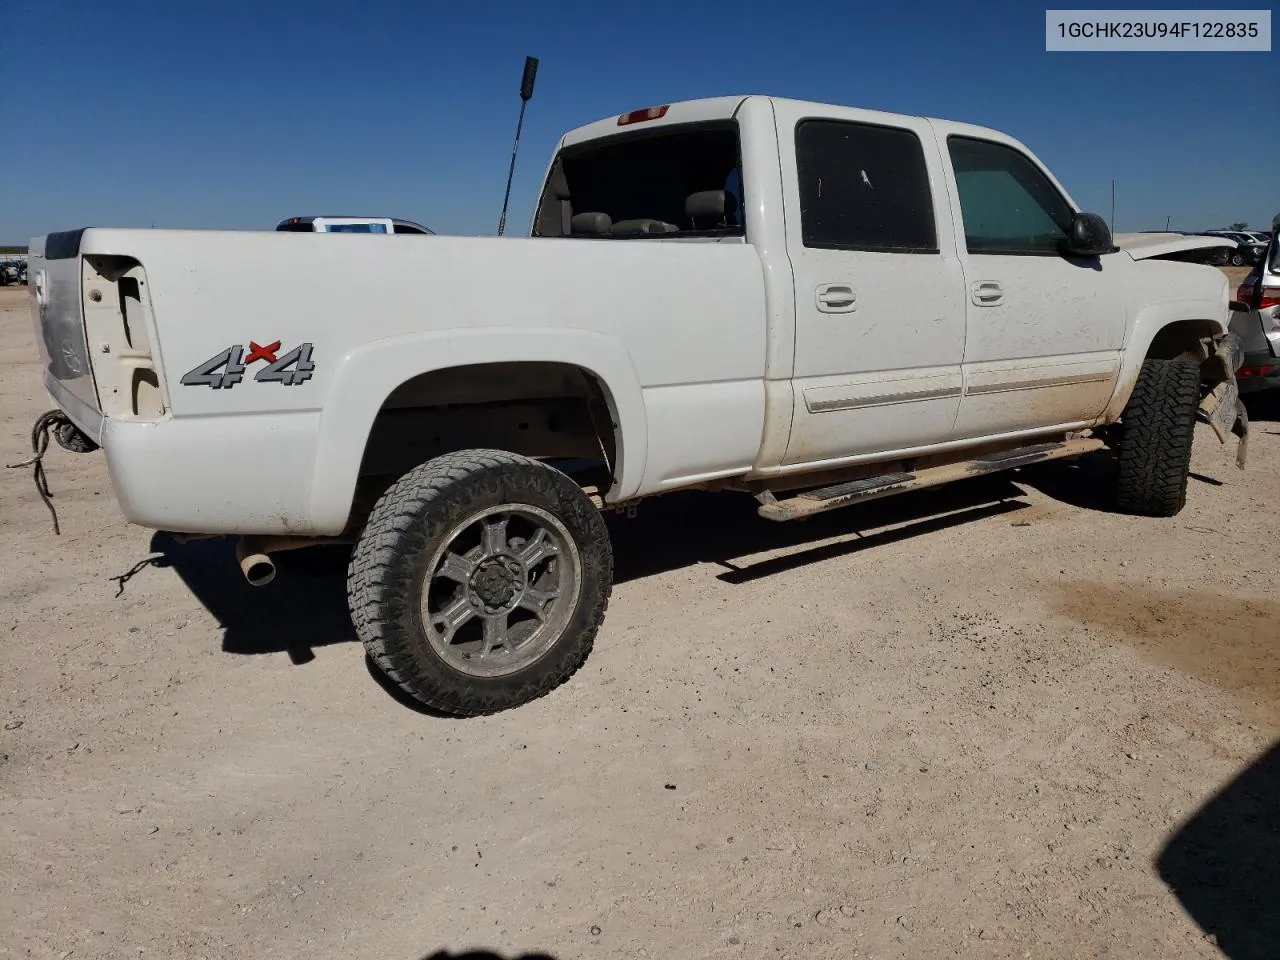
{"left": 26, "top": 94, "right": 1240, "bottom": 537}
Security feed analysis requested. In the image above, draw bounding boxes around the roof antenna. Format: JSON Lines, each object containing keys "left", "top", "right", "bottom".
{"left": 497, "top": 56, "right": 539, "bottom": 237}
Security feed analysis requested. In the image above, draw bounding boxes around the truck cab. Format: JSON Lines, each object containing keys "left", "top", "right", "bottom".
{"left": 528, "top": 96, "right": 1239, "bottom": 474}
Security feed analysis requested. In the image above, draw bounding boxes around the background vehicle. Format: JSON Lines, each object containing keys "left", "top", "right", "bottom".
{"left": 274, "top": 216, "right": 435, "bottom": 235}
{"left": 0, "top": 260, "right": 25, "bottom": 285}
{"left": 1230, "top": 217, "right": 1280, "bottom": 393}
{"left": 23, "top": 95, "right": 1248, "bottom": 717}
{"left": 1205, "top": 230, "right": 1266, "bottom": 265}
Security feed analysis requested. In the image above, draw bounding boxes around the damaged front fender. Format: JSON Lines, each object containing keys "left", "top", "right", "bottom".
{"left": 1197, "top": 332, "right": 1249, "bottom": 469}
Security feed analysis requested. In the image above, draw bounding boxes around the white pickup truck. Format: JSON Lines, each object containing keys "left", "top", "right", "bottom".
{"left": 23, "top": 94, "right": 1248, "bottom": 716}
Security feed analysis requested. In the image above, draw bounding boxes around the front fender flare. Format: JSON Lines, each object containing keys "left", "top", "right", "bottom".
{"left": 1101, "top": 296, "right": 1228, "bottom": 423}
{"left": 307, "top": 327, "right": 648, "bottom": 535}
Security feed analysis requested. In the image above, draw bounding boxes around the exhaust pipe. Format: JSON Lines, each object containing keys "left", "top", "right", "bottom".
{"left": 235, "top": 537, "right": 277, "bottom": 587}
{"left": 233, "top": 534, "right": 356, "bottom": 587}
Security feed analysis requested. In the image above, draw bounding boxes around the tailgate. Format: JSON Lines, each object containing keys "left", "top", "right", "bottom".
{"left": 29, "top": 230, "right": 98, "bottom": 417}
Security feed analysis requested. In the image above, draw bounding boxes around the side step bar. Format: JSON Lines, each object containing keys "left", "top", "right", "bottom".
{"left": 756, "top": 437, "right": 1105, "bottom": 522}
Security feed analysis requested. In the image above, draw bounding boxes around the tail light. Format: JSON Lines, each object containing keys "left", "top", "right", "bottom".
{"left": 1238, "top": 364, "right": 1279, "bottom": 378}
{"left": 82, "top": 255, "right": 167, "bottom": 420}
{"left": 1236, "top": 281, "right": 1280, "bottom": 310}
{"left": 617, "top": 104, "right": 669, "bottom": 125}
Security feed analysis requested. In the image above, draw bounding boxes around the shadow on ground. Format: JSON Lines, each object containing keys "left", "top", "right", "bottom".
{"left": 603, "top": 474, "right": 1027, "bottom": 584}
{"left": 1015, "top": 424, "right": 1251, "bottom": 514}
{"left": 1008, "top": 450, "right": 1120, "bottom": 513}
{"left": 149, "top": 532, "right": 355, "bottom": 660}
{"left": 1243, "top": 389, "right": 1280, "bottom": 427}
{"left": 1156, "top": 740, "right": 1280, "bottom": 959}
{"left": 150, "top": 472, "right": 1032, "bottom": 664}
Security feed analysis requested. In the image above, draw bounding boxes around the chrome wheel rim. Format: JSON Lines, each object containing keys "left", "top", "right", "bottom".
{"left": 420, "top": 503, "right": 582, "bottom": 678}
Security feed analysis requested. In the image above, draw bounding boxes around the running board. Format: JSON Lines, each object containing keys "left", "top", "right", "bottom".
{"left": 756, "top": 437, "right": 1105, "bottom": 522}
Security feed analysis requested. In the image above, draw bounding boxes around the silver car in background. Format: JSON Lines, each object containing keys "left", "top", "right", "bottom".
{"left": 1230, "top": 216, "right": 1280, "bottom": 394}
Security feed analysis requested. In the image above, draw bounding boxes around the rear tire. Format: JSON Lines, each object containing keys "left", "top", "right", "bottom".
{"left": 1114, "top": 358, "right": 1201, "bottom": 517}
{"left": 347, "top": 449, "right": 612, "bottom": 716}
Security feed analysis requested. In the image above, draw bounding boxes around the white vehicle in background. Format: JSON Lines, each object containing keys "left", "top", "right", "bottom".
{"left": 274, "top": 216, "right": 435, "bottom": 235}
{"left": 22, "top": 94, "right": 1249, "bottom": 717}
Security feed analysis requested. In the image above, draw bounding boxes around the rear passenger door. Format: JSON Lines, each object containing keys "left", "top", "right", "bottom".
{"left": 773, "top": 104, "right": 968, "bottom": 467}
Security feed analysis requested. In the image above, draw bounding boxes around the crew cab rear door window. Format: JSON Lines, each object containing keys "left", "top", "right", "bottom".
{"left": 946, "top": 136, "right": 1075, "bottom": 255}
{"left": 794, "top": 119, "right": 938, "bottom": 253}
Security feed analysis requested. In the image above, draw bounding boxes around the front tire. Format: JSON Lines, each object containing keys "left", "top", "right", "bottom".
{"left": 1114, "top": 358, "right": 1201, "bottom": 517}
{"left": 347, "top": 450, "right": 612, "bottom": 716}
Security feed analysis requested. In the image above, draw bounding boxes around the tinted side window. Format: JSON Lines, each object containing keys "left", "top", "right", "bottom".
{"left": 796, "top": 119, "right": 937, "bottom": 253}
{"left": 947, "top": 136, "right": 1075, "bottom": 255}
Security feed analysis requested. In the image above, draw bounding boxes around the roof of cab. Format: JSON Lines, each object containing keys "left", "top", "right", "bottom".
{"left": 559, "top": 95, "right": 750, "bottom": 147}
{"left": 556, "top": 94, "right": 1009, "bottom": 149}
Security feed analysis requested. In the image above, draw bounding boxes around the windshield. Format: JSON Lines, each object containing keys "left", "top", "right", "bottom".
{"left": 533, "top": 121, "right": 744, "bottom": 239}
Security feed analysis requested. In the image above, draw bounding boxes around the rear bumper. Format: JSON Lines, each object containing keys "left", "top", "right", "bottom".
{"left": 101, "top": 412, "right": 324, "bottom": 535}
{"left": 47, "top": 369, "right": 325, "bottom": 535}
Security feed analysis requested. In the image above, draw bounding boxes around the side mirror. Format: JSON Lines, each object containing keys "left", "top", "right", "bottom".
{"left": 1062, "top": 212, "right": 1117, "bottom": 257}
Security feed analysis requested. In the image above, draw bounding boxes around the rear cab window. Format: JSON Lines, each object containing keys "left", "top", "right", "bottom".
{"left": 533, "top": 122, "right": 745, "bottom": 240}
{"left": 946, "top": 136, "right": 1075, "bottom": 255}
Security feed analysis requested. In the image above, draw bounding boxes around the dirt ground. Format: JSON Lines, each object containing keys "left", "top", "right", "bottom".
{"left": 2, "top": 278, "right": 1277, "bottom": 960}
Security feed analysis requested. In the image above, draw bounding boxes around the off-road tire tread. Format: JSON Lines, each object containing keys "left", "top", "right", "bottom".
{"left": 1114, "top": 358, "right": 1200, "bottom": 517}
{"left": 348, "top": 449, "right": 612, "bottom": 716}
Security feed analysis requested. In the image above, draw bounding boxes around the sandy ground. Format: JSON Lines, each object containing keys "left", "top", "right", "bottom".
{"left": 1, "top": 279, "right": 1277, "bottom": 960}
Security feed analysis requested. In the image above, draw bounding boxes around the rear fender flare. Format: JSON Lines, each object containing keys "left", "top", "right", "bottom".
{"left": 307, "top": 327, "right": 647, "bottom": 534}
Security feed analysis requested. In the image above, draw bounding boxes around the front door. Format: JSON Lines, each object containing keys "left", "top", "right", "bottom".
{"left": 936, "top": 129, "right": 1129, "bottom": 439}
{"left": 776, "top": 107, "right": 968, "bottom": 468}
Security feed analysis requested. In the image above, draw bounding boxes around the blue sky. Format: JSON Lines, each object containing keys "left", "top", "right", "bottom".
{"left": 1, "top": 0, "right": 1275, "bottom": 242}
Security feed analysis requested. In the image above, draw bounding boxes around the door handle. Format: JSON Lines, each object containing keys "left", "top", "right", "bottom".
{"left": 971, "top": 280, "right": 1004, "bottom": 306}
{"left": 816, "top": 283, "right": 857, "bottom": 313}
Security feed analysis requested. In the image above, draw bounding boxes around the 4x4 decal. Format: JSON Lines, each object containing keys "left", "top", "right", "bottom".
{"left": 180, "top": 341, "right": 316, "bottom": 389}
